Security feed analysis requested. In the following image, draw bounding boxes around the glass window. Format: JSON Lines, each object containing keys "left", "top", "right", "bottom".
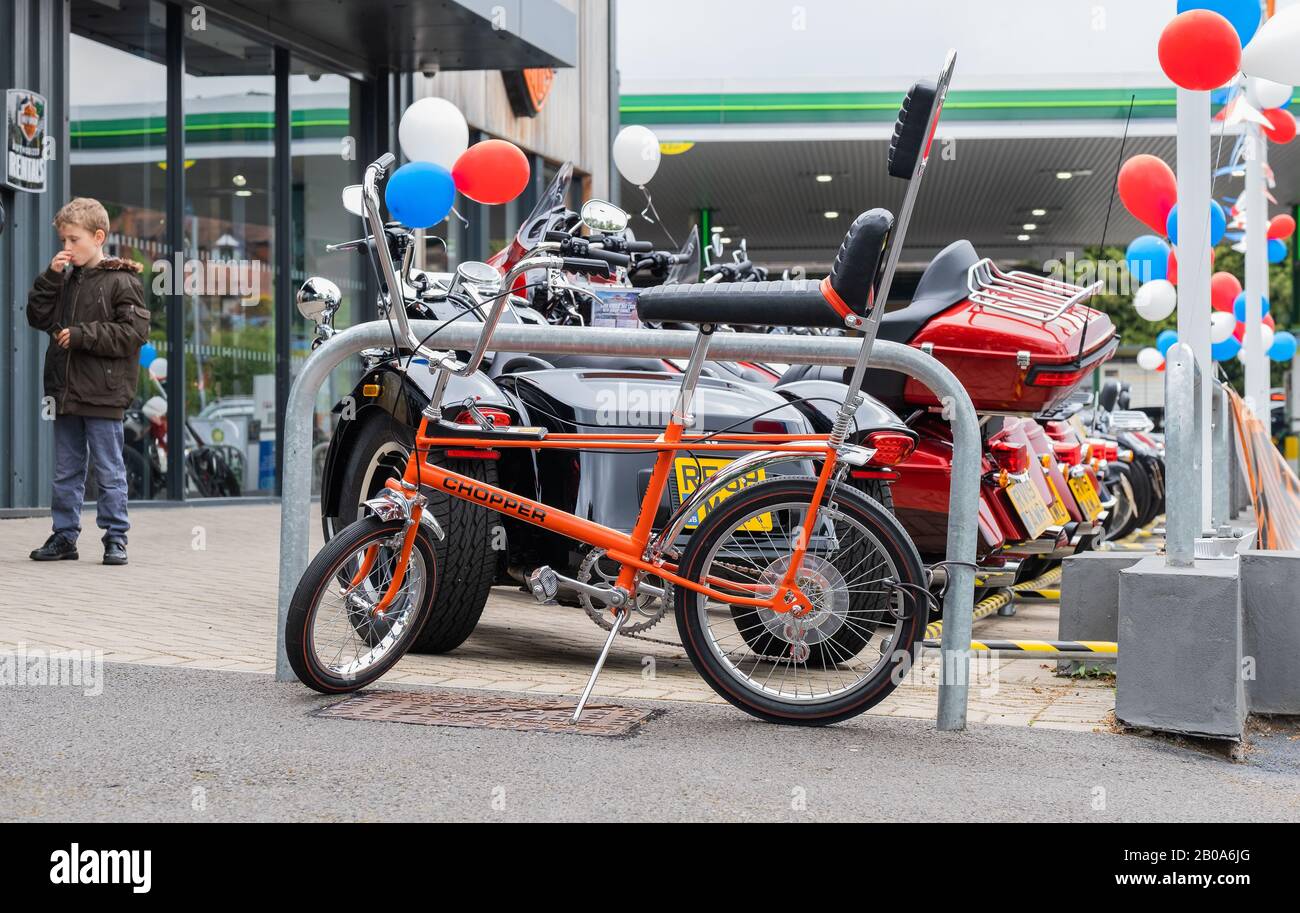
{"left": 183, "top": 15, "right": 276, "bottom": 497}
{"left": 70, "top": 0, "right": 169, "bottom": 501}
{"left": 287, "top": 61, "right": 366, "bottom": 493}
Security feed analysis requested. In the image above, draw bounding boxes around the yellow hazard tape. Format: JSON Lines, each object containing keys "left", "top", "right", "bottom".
{"left": 926, "top": 566, "right": 1063, "bottom": 641}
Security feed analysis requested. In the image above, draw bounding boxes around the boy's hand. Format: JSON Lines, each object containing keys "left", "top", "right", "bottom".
{"left": 55, "top": 329, "right": 72, "bottom": 349}
{"left": 49, "top": 250, "right": 73, "bottom": 273}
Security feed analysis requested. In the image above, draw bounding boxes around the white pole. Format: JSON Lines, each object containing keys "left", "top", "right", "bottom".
{"left": 1176, "top": 87, "right": 1214, "bottom": 530}
{"left": 1244, "top": 123, "right": 1270, "bottom": 416}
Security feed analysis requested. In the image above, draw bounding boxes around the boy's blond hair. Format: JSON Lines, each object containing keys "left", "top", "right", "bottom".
{"left": 53, "top": 197, "right": 110, "bottom": 236}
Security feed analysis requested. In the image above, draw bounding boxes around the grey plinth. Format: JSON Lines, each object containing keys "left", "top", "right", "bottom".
{"left": 1116, "top": 555, "right": 1246, "bottom": 740}
{"left": 1240, "top": 551, "right": 1300, "bottom": 716}
{"left": 1056, "top": 552, "right": 1149, "bottom": 675}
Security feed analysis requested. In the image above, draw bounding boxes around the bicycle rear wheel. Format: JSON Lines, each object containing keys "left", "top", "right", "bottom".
{"left": 286, "top": 516, "right": 436, "bottom": 694}
{"left": 672, "top": 476, "right": 926, "bottom": 726}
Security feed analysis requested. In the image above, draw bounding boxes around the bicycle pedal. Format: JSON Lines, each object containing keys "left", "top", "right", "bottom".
{"left": 527, "top": 566, "right": 560, "bottom": 604}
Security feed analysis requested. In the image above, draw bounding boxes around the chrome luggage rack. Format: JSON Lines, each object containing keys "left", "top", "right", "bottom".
{"left": 967, "top": 258, "right": 1104, "bottom": 327}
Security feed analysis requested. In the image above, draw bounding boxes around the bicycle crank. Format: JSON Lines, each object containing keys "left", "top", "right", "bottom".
{"left": 577, "top": 547, "right": 667, "bottom": 635}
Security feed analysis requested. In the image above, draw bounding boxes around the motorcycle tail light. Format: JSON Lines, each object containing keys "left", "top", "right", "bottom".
{"left": 752, "top": 420, "right": 787, "bottom": 434}
{"left": 454, "top": 408, "right": 512, "bottom": 428}
{"left": 1027, "top": 366, "right": 1088, "bottom": 387}
{"left": 990, "top": 440, "right": 1030, "bottom": 475}
{"left": 1052, "top": 441, "right": 1083, "bottom": 466}
{"left": 1104, "top": 442, "right": 1119, "bottom": 462}
{"left": 866, "top": 431, "right": 916, "bottom": 466}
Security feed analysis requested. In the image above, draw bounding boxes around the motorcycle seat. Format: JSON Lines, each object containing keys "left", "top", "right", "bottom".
{"left": 638, "top": 209, "right": 896, "bottom": 330}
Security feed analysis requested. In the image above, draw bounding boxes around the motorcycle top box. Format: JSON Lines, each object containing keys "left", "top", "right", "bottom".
{"left": 868, "top": 240, "right": 1117, "bottom": 416}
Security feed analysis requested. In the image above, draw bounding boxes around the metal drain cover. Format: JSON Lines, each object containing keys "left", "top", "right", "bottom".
{"left": 317, "top": 690, "right": 654, "bottom": 738}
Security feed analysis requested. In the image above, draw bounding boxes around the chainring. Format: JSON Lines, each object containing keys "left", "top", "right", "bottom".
{"left": 578, "top": 548, "right": 667, "bottom": 635}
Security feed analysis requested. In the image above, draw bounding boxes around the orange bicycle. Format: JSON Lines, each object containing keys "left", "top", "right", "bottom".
{"left": 286, "top": 54, "right": 955, "bottom": 725}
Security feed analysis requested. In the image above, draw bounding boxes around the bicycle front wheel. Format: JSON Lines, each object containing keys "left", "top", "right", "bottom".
{"left": 286, "top": 516, "right": 436, "bottom": 694}
{"left": 672, "top": 476, "right": 926, "bottom": 726}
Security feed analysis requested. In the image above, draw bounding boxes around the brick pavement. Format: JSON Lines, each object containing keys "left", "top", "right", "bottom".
{"left": 0, "top": 504, "right": 1116, "bottom": 731}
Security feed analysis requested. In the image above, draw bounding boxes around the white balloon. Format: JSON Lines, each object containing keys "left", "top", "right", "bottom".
{"left": 399, "top": 97, "right": 469, "bottom": 170}
{"left": 613, "top": 126, "right": 662, "bottom": 187}
{"left": 1242, "top": 6, "right": 1300, "bottom": 86}
{"left": 1261, "top": 325, "right": 1276, "bottom": 354}
{"left": 1137, "top": 347, "right": 1164, "bottom": 372}
{"left": 1246, "top": 76, "right": 1293, "bottom": 110}
{"left": 1210, "top": 311, "right": 1237, "bottom": 344}
{"left": 1134, "top": 280, "right": 1178, "bottom": 322}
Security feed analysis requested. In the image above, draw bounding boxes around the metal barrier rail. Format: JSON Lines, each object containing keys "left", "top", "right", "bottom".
{"left": 275, "top": 321, "right": 983, "bottom": 731}
{"left": 1164, "top": 343, "right": 1202, "bottom": 567}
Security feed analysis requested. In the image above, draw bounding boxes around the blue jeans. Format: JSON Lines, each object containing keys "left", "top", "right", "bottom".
{"left": 52, "top": 415, "right": 130, "bottom": 545}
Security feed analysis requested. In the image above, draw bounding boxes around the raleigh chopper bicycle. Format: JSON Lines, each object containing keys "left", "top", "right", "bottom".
{"left": 286, "top": 53, "right": 956, "bottom": 726}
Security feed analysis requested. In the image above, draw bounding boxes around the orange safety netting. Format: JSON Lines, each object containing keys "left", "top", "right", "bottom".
{"left": 1227, "top": 387, "right": 1300, "bottom": 550}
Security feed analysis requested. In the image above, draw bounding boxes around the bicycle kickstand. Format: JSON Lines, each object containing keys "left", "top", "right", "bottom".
{"left": 572, "top": 607, "right": 630, "bottom": 723}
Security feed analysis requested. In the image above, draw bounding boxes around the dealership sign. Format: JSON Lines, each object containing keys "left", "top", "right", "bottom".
{"left": 502, "top": 68, "right": 555, "bottom": 118}
{"left": 6, "top": 89, "right": 48, "bottom": 192}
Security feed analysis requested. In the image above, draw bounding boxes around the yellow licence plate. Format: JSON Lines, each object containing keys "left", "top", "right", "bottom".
{"left": 1043, "top": 475, "right": 1072, "bottom": 527}
{"left": 1069, "top": 474, "right": 1104, "bottom": 522}
{"left": 1006, "top": 479, "right": 1053, "bottom": 539}
{"left": 673, "top": 458, "right": 772, "bottom": 531}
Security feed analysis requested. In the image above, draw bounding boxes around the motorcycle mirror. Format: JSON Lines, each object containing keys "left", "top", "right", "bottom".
{"left": 580, "top": 199, "right": 629, "bottom": 235}
{"left": 342, "top": 185, "right": 364, "bottom": 217}
{"left": 297, "top": 277, "right": 343, "bottom": 322}
{"left": 710, "top": 234, "right": 724, "bottom": 261}
{"left": 149, "top": 358, "right": 169, "bottom": 383}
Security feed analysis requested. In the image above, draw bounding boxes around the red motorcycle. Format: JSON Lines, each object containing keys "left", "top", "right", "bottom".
{"left": 852, "top": 240, "right": 1118, "bottom": 585}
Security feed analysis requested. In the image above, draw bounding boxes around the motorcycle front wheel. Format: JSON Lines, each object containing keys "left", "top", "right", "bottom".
{"left": 671, "top": 477, "right": 926, "bottom": 726}
{"left": 285, "top": 516, "right": 437, "bottom": 694}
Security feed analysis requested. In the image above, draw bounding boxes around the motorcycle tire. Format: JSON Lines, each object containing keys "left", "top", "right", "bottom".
{"left": 331, "top": 412, "right": 497, "bottom": 655}
{"left": 1104, "top": 463, "right": 1146, "bottom": 543}
{"left": 671, "top": 476, "right": 926, "bottom": 726}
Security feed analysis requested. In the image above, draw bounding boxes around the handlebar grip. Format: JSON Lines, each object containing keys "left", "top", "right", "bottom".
{"left": 545, "top": 230, "right": 571, "bottom": 243}
{"left": 375, "top": 153, "right": 397, "bottom": 176}
{"left": 589, "top": 248, "right": 631, "bottom": 267}
{"left": 562, "top": 258, "right": 613, "bottom": 277}
{"left": 625, "top": 241, "right": 655, "bottom": 253}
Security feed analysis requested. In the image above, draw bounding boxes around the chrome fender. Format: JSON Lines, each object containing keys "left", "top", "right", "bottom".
{"left": 649, "top": 450, "right": 816, "bottom": 560}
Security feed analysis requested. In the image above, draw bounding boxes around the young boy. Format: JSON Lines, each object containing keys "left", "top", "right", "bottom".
{"left": 26, "top": 198, "right": 150, "bottom": 566}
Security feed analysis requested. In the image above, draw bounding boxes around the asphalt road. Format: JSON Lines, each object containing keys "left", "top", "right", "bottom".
{"left": 2, "top": 664, "right": 1297, "bottom": 823}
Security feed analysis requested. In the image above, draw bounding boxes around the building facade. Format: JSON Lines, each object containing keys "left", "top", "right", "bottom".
{"left": 1, "top": 0, "right": 612, "bottom": 510}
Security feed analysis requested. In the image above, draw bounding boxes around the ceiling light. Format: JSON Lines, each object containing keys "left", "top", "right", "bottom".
{"left": 232, "top": 174, "right": 247, "bottom": 187}
{"left": 1032, "top": 209, "right": 1048, "bottom": 217}
{"left": 1023, "top": 223, "right": 1038, "bottom": 231}
{"left": 1056, "top": 172, "right": 1074, "bottom": 180}
{"left": 720, "top": 237, "right": 733, "bottom": 244}
{"left": 816, "top": 174, "right": 834, "bottom": 183}
{"left": 824, "top": 211, "right": 840, "bottom": 219}
{"left": 235, "top": 190, "right": 253, "bottom": 197}
{"left": 1018, "top": 234, "right": 1031, "bottom": 242}
{"left": 711, "top": 226, "right": 724, "bottom": 234}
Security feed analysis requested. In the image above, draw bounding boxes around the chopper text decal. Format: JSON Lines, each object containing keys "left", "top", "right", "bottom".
{"left": 6, "top": 89, "right": 48, "bottom": 192}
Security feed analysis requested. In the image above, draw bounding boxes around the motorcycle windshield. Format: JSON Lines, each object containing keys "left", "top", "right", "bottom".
{"left": 516, "top": 162, "right": 574, "bottom": 251}
{"left": 664, "top": 226, "right": 700, "bottom": 285}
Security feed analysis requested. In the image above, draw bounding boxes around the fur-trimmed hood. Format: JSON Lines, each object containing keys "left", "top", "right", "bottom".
{"left": 92, "top": 256, "right": 145, "bottom": 274}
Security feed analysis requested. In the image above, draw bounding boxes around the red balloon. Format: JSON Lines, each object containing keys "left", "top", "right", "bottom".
{"left": 1232, "top": 318, "right": 1273, "bottom": 340}
{"left": 1158, "top": 11, "right": 1242, "bottom": 91}
{"left": 452, "top": 140, "right": 531, "bottom": 205}
{"left": 1266, "top": 314, "right": 1276, "bottom": 331}
{"left": 1262, "top": 108, "right": 1298, "bottom": 145}
{"left": 1211, "top": 271, "right": 1242, "bottom": 313}
{"left": 1269, "top": 214, "right": 1297, "bottom": 241}
{"left": 1119, "top": 154, "right": 1179, "bottom": 234}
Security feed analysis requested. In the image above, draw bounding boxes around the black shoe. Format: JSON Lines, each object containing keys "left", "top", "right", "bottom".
{"left": 103, "top": 540, "right": 128, "bottom": 566}
{"left": 30, "top": 535, "right": 78, "bottom": 562}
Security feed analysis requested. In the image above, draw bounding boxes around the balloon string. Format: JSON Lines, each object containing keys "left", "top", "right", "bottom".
{"left": 639, "top": 186, "right": 679, "bottom": 249}
{"left": 450, "top": 206, "right": 470, "bottom": 230}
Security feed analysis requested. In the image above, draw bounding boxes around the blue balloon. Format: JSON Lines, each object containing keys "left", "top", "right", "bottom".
{"left": 139, "top": 343, "right": 158, "bottom": 368}
{"left": 384, "top": 162, "right": 456, "bottom": 229}
{"left": 1233, "top": 292, "right": 1271, "bottom": 322}
{"left": 1268, "top": 238, "right": 1289, "bottom": 264}
{"left": 1177, "top": 0, "right": 1261, "bottom": 47}
{"left": 1126, "top": 235, "right": 1171, "bottom": 285}
{"left": 1157, "top": 330, "right": 1180, "bottom": 358}
{"left": 1166, "top": 201, "right": 1227, "bottom": 247}
{"left": 1212, "top": 336, "right": 1242, "bottom": 362}
{"left": 1269, "top": 331, "right": 1298, "bottom": 363}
